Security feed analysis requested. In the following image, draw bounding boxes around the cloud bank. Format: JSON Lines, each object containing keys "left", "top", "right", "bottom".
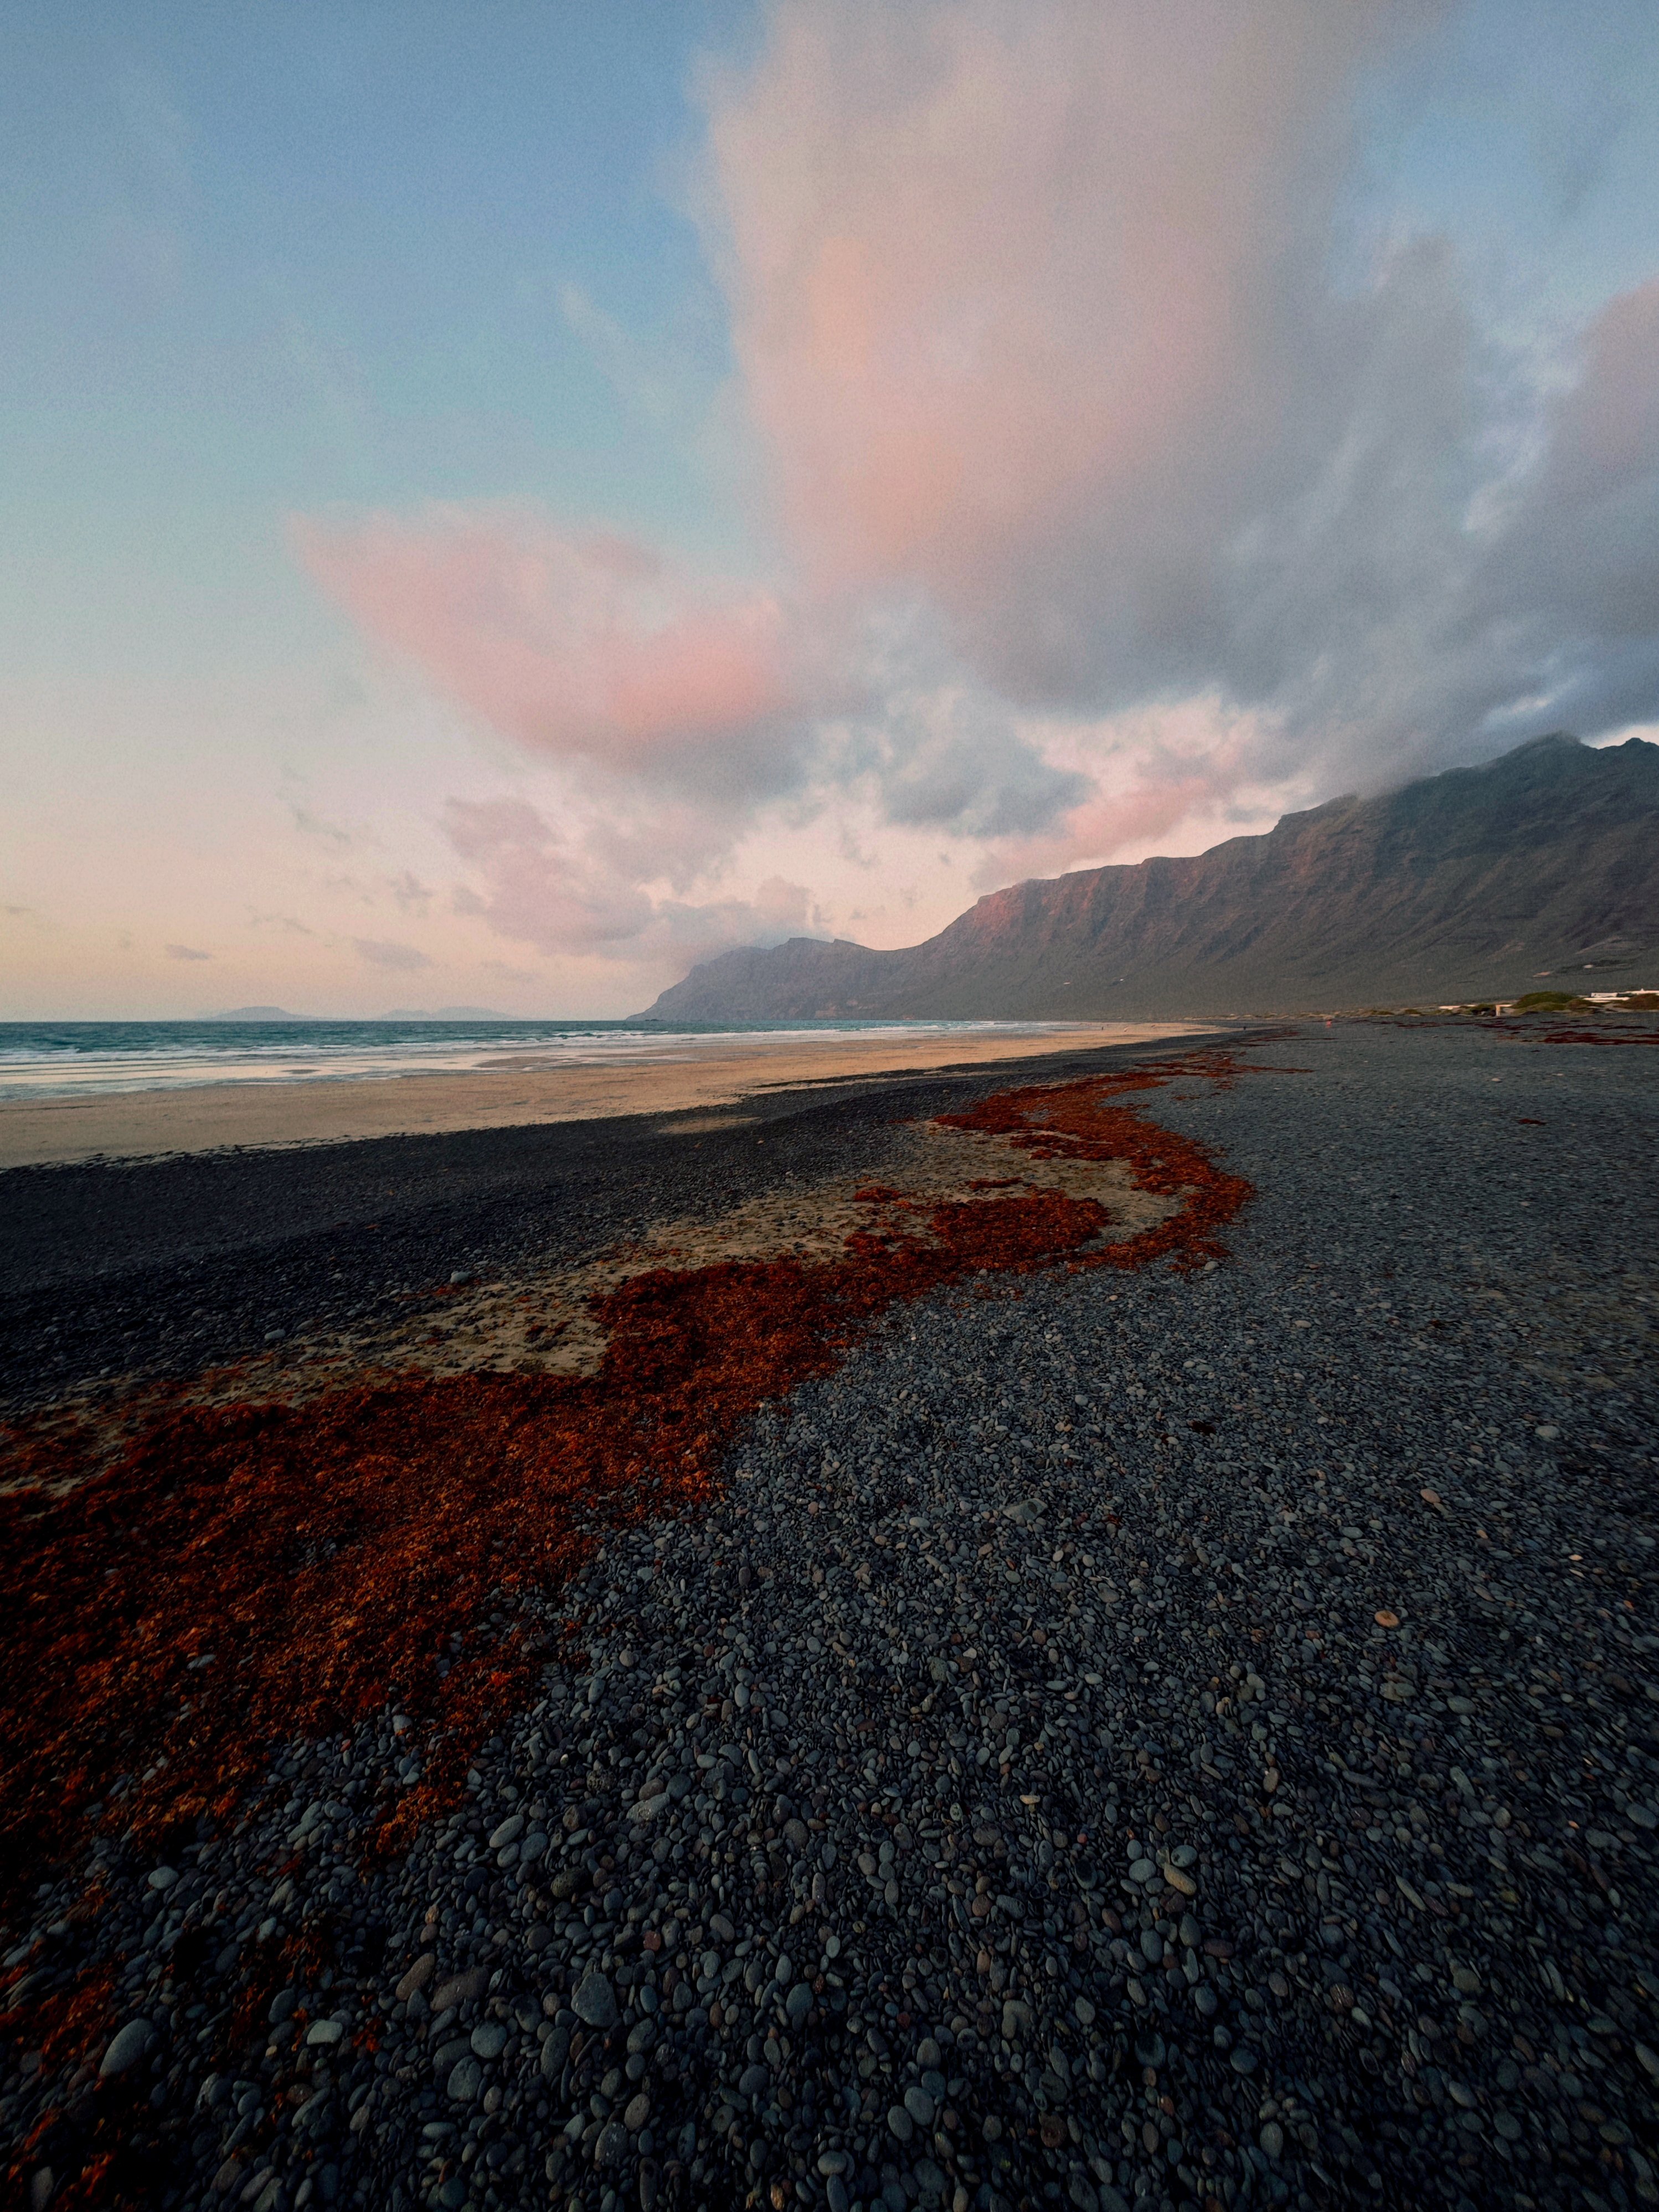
{"left": 707, "top": 0, "right": 1659, "bottom": 775}
{"left": 296, "top": 0, "right": 1659, "bottom": 975}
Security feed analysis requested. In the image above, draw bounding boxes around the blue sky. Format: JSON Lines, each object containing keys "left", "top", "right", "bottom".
{"left": 4, "top": 1, "right": 1658, "bottom": 1016}
{"left": 1, "top": 3, "right": 757, "bottom": 676}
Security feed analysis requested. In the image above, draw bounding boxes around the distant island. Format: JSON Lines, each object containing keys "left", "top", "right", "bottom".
{"left": 208, "top": 1005, "right": 512, "bottom": 1022}
{"left": 640, "top": 733, "right": 1659, "bottom": 1022}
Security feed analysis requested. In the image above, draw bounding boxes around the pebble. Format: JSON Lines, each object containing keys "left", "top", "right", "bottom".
{"left": 572, "top": 1968, "right": 618, "bottom": 2030}
{"left": 430, "top": 1966, "right": 487, "bottom": 2013}
{"left": 394, "top": 1953, "right": 435, "bottom": 2001}
{"left": 595, "top": 2117, "right": 628, "bottom": 2164}
{"left": 97, "top": 2020, "right": 154, "bottom": 2077}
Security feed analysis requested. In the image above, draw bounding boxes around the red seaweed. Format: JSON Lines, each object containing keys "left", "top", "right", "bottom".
{"left": 0, "top": 1052, "right": 1256, "bottom": 1954}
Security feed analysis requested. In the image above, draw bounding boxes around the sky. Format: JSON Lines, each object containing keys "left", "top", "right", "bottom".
{"left": 4, "top": 0, "right": 1659, "bottom": 1019}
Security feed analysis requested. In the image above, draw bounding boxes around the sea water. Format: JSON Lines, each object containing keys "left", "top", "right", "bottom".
{"left": 0, "top": 1017, "right": 1075, "bottom": 1101}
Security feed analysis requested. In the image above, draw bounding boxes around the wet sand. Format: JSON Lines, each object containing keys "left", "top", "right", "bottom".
{"left": 0, "top": 1022, "right": 1211, "bottom": 1170}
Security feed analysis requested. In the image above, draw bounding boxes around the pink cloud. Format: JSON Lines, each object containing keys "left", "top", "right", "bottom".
{"left": 296, "top": 0, "right": 1393, "bottom": 841}
{"left": 288, "top": 2, "right": 1659, "bottom": 985}
{"left": 1534, "top": 278, "right": 1659, "bottom": 510}
{"left": 1016, "top": 777, "right": 1226, "bottom": 872}
{"left": 965, "top": 696, "right": 1282, "bottom": 883}
{"left": 699, "top": 2, "right": 1659, "bottom": 814}
{"left": 703, "top": 0, "right": 1383, "bottom": 686}
{"left": 445, "top": 797, "right": 652, "bottom": 953}
{"left": 293, "top": 508, "right": 807, "bottom": 789}
{"left": 444, "top": 795, "right": 816, "bottom": 964}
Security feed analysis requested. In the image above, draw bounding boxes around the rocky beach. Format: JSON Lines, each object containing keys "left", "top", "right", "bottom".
{"left": 4, "top": 1014, "right": 1659, "bottom": 2212}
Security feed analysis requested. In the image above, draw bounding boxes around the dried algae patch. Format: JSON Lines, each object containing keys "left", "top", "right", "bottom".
{"left": 370, "top": 1105, "right": 1183, "bottom": 1384}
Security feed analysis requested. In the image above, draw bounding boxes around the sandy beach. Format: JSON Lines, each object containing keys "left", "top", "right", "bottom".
{"left": 0, "top": 1021, "right": 1210, "bottom": 1169}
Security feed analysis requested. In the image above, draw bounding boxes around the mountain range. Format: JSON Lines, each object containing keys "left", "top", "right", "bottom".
{"left": 640, "top": 734, "right": 1659, "bottom": 1022}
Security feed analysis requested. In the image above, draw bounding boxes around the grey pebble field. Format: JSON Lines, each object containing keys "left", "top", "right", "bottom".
{"left": 8, "top": 1017, "right": 1659, "bottom": 2212}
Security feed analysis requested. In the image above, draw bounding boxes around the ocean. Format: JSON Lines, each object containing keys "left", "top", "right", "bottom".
{"left": 0, "top": 1017, "right": 1076, "bottom": 1102}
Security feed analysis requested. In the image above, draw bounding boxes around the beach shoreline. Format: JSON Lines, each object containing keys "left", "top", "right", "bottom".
{"left": 0, "top": 1020, "right": 1213, "bottom": 1170}
{"left": 0, "top": 1029, "right": 1241, "bottom": 1413}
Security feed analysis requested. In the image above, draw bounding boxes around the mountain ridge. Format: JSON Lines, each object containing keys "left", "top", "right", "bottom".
{"left": 639, "top": 734, "right": 1659, "bottom": 1021}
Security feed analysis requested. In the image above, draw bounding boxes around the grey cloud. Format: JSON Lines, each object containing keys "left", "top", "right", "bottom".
{"left": 704, "top": 1, "right": 1659, "bottom": 833}
{"left": 877, "top": 692, "right": 1090, "bottom": 838}
{"left": 949, "top": 214, "right": 1659, "bottom": 814}
{"left": 287, "top": 804, "right": 356, "bottom": 849}
{"left": 352, "top": 938, "right": 435, "bottom": 971}
{"left": 387, "top": 871, "right": 435, "bottom": 914}
{"left": 164, "top": 943, "right": 212, "bottom": 961}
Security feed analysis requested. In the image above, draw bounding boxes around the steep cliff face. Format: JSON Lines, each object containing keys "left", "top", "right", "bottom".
{"left": 640, "top": 735, "right": 1659, "bottom": 1021}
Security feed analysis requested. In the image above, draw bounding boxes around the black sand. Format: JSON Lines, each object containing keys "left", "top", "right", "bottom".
{"left": 6, "top": 1015, "right": 1659, "bottom": 2212}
